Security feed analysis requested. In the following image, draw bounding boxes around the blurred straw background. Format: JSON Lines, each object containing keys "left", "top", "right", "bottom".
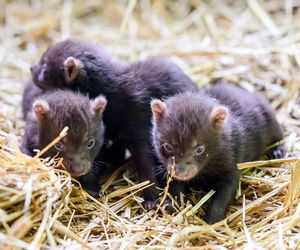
{"left": 0, "top": 0, "right": 300, "bottom": 249}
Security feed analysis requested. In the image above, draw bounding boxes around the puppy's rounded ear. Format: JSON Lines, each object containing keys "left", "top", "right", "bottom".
{"left": 91, "top": 95, "right": 107, "bottom": 116}
{"left": 63, "top": 56, "right": 83, "bottom": 83}
{"left": 151, "top": 99, "right": 167, "bottom": 121}
{"left": 210, "top": 106, "right": 228, "bottom": 129}
{"left": 33, "top": 99, "right": 50, "bottom": 121}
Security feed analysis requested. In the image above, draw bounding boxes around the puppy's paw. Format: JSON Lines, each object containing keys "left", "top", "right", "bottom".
{"left": 266, "top": 145, "right": 285, "bottom": 159}
{"left": 203, "top": 213, "right": 225, "bottom": 225}
{"left": 143, "top": 199, "right": 158, "bottom": 210}
{"left": 161, "top": 198, "right": 176, "bottom": 214}
{"left": 85, "top": 189, "right": 100, "bottom": 198}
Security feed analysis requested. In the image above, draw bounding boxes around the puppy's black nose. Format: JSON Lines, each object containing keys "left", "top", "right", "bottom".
{"left": 30, "top": 65, "right": 36, "bottom": 73}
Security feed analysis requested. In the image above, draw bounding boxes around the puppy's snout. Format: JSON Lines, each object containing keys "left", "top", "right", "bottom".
{"left": 71, "top": 164, "right": 85, "bottom": 173}
{"left": 175, "top": 164, "right": 186, "bottom": 172}
{"left": 30, "top": 64, "right": 37, "bottom": 73}
{"left": 71, "top": 158, "right": 91, "bottom": 177}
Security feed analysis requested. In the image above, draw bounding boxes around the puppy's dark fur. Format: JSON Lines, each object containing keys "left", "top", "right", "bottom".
{"left": 29, "top": 39, "right": 198, "bottom": 208}
{"left": 22, "top": 80, "right": 44, "bottom": 120}
{"left": 151, "top": 84, "right": 284, "bottom": 224}
{"left": 22, "top": 81, "right": 107, "bottom": 187}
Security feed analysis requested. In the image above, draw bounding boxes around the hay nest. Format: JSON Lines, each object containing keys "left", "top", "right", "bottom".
{"left": 1, "top": 0, "right": 300, "bottom": 249}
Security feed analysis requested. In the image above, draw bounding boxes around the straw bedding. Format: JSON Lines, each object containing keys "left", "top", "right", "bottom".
{"left": 0, "top": 0, "right": 300, "bottom": 249}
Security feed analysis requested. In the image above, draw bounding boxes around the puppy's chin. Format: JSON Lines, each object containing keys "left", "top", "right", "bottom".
{"left": 70, "top": 171, "right": 85, "bottom": 177}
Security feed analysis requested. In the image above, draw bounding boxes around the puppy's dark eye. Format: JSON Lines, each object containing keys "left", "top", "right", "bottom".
{"left": 194, "top": 145, "right": 205, "bottom": 157}
{"left": 54, "top": 142, "right": 64, "bottom": 151}
{"left": 162, "top": 143, "right": 173, "bottom": 154}
{"left": 86, "top": 138, "right": 95, "bottom": 149}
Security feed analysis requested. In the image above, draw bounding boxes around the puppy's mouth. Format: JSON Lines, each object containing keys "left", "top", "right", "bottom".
{"left": 168, "top": 164, "right": 199, "bottom": 182}
{"left": 70, "top": 171, "right": 86, "bottom": 177}
{"left": 64, "top": 160, "right": 91, "bottom": 177}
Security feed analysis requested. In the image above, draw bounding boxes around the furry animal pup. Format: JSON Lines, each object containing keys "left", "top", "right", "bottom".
{"left": 22, "top": 81, "right": 107, "bottom": 185}
{"left": 151, "top": 83, "right": 284, "bottom": 223}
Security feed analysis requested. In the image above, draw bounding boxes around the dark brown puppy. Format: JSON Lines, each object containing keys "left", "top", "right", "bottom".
{"left": 151, "top": 84, "right": 284, "bottom": 224}
{"left": 30, "top": 39, "right": 198, "bottom": 208}
{"left": 22, "top": 81, "right": 107, "bottom": 184}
